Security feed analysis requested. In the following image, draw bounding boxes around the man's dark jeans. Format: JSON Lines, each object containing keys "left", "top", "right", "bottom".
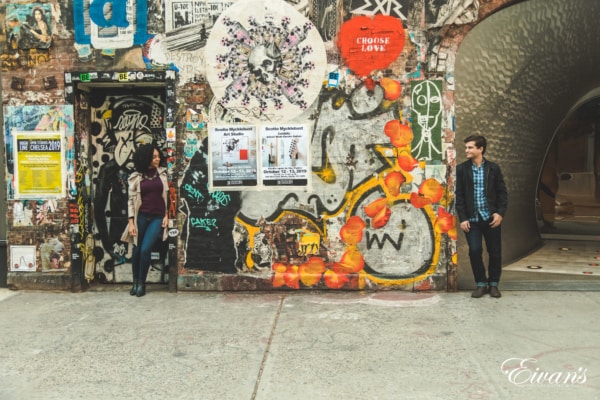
{"left": 465, "top": 219, "right": 502, "bottom": 285}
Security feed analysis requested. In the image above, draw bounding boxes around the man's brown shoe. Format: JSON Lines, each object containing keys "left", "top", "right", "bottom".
{"left": 489, "top": 286, "right": 502, "bottom": 298}
{"left": 471, "top": 286, "right": 487, "bottom": 298}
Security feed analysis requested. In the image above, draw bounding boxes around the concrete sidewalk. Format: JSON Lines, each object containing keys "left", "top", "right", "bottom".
{"left": 0, "top": 288, "right": 598, "bottom": 400}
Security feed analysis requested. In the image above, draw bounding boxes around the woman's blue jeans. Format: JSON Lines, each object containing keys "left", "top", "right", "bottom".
{"left": 131, "top": 213, "right": 163, "bottom": 283}
{"left": 464, "top": 219, "right": 502, "bottom": 285}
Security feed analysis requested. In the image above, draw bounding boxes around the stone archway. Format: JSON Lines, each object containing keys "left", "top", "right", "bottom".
{"left": 454, "top": 0, "right": 600, "bottom": 288}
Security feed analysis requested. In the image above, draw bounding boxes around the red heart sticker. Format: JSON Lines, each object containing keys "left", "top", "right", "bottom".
{"left": 337, "top": 15, "right": 405, "bottom": 77}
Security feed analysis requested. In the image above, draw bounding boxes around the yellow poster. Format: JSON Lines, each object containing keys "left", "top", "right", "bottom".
{"left": 14, "top": 131, "right": 65, "bottom": 198}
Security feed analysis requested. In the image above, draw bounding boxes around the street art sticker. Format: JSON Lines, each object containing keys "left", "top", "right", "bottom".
{"left": 310, "top": 0, "right": 338, "bottom": 42}
{"left": 410, "top": 80, "right": 442, "bottom": 161}
{"left": 5, "top": 4, "right": 53, "bottom": 50}
{"left": 164, "top": 0, "right": 235, "bottom": 51}
{"left": 40, "top": 236, "right": 66, "bottom": 271}
{"left": 259, "top": 124, "right": 310, "bottom": 187}
{"left": 208, "top": 124, "right": 258, "bottom": 189}
{"left": 205, "top": 0, "right": 327, "bottom": 123}
{"left": 350, "top": 0, "right": 409, "bottom": 20}
{"left": 73, "top": 0, "right": 148, "bottom": 48}
{"left": 337, "top": 14, "right": 405, "bottom": 77}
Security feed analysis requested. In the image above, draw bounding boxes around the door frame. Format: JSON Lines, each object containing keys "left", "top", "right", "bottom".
{"left": 64, "top": 70, "right": 178, "bottom": 291}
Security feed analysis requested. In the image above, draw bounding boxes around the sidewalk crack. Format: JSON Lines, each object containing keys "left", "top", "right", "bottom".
{"left": 251, "top": 294, "right": 285, "bottom": 400}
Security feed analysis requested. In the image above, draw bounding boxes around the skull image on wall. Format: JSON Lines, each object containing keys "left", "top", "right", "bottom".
{"left": 248, "top": 42, "right": 282, "bottom": 84}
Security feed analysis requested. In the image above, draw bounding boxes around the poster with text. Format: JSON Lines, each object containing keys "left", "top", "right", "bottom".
{"left": 13, "top": 131, "right": 65, "bottom": 198}
{"left": 260, "top": 124, "right": 309, "bottom": 187}
{"left": 209, "top": 124, "right": 258, "bottom": 189}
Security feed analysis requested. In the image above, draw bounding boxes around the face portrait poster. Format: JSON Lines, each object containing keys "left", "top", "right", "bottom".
{"left": 209, "top": 124, "right": 258, "bottom": 189}
{"left": 13, "top": 131, "right": 65, "bottom": 198}
{"left": 260, "top": 124, "right": 309, "bottom": 187}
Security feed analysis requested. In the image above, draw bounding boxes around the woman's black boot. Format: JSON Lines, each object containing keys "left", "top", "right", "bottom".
{"left": 136, "top": 282, "right": 146, "bottom": 297}
{"left": 130, "top": 280, "right": 138, "bottom": 296}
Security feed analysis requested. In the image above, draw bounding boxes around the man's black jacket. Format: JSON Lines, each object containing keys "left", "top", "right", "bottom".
{"left": 455, "top": 158, "right": 508, "bottom": 223}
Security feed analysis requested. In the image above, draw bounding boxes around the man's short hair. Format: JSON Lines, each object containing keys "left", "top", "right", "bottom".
{"left": 464, "top": 135, "right": 487, "bottom": 155}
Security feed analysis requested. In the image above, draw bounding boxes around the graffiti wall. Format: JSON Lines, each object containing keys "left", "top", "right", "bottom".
{"left": 1, "top": 0, "right": 495, "bottom": 290}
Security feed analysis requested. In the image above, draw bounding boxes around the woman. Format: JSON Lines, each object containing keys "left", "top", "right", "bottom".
{"left": 121, "top": 144, "right": 168, "bottom": 297}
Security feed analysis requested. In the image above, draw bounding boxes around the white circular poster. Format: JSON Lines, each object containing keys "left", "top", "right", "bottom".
{"left": 205, "top": 0, "right": 327, "bottom": 123}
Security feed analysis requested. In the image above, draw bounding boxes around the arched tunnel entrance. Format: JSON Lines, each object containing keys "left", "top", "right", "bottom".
{"left": 455, "top": 0, "right": 600, "bottom": 290}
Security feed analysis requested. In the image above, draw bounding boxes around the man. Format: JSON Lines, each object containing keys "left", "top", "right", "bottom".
{"left": 455, "top": 135, "right": 508, "bottom": 298}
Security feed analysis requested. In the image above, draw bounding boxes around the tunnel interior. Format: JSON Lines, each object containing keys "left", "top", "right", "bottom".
{"left": 454, "top": 0, "right": 600, "bottom": 288}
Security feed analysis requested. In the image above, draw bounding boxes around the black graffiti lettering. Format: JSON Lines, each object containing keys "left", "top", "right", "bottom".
{"left": 365, "top": 231, "right": 404, "bottom": 251}
{"left": 114, "top": 109, "right": 150, "bottom": 132}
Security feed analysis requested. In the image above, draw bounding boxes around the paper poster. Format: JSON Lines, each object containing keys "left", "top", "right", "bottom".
{"left": 260, "top": 124, "right": 309, "bottom": 187}
{"left": 10, "top": 245, "right": 36, "bottom": 272}
{"left": 209, "top": 124, "right": 258, "bottom": 189}
{"left": 205, "top": 0, "right": 327, "bottom": 123}
{"left": 13, "top": 131, "right": 65, "bottom": 198}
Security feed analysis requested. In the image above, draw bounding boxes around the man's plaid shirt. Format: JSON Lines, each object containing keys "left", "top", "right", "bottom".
{"left": 471, "top": 161, "right": 491, "bottom": 222}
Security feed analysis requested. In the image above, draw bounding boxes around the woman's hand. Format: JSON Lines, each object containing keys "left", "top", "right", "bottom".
{"left": 128, "top": 219, "right": 137, "bottom": 237}
{"left": 162, "top": 215, "right": 168, "bottom": 228}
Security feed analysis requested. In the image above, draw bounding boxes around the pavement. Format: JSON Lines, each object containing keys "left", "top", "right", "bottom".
{"left": 0, "top": 287, "right": 598, "bottom": 400}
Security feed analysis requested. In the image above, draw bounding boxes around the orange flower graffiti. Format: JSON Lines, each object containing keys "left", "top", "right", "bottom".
{"left": 410, "top": 178, "right": 443, "bottom": 208}
{"left": 364, "top": 197, "right": 391, "bottom": 228}
{"left": 380, "top": 78, "right": 402, "bottom": 101}
{"left": 334, "top": 248, "right": 365, "bottom": 274}
{"left": 397, "top": 150, "right": 418, "bottom": 171}
{"left": 384, "top": 120, "right": 413, "bottom": 148}
{"left": 434, "top": 207, "right": 457, "bottom": 239}
{"left": 340, "top": 215, "right": 365, "bottom": 245}
{"left": 384, "top": 171, "right": 405, "bottom": 196}
{"left": 323, "top": 269, "right": 350, "bottom": 289}
{"left": 299, "top": 257, "right": 327, "bottom": 286}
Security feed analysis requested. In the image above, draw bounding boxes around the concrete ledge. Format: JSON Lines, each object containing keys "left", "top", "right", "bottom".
{"left": 177, "top": 273, "right": 274, "bottom": 291}
{"left": 7, "top": 273, "right": 72, "bottom": 291}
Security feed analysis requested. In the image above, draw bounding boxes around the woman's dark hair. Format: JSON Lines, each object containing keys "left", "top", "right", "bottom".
{"left": 133, "top": 144, "right": 160, "bottom": 173}
{"left": 464, "top": 135, "right": 487, "bottom": 155}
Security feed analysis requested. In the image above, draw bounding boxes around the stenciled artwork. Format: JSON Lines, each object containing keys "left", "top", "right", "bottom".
{"left": 205, "top": 0, "right": 327, "bottom": 123}
{"left": 337, "top": 14, "right": 405, "bottom": 77}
